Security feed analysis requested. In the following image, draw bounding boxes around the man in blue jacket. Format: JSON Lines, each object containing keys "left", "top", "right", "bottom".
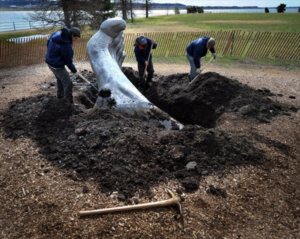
{"left": 45, "top": 26, "right": 80, "bottom": 104}
{"left": 134, "top": 35, "right": 157, "bottom": 93}
{"left": 186, "top": 37, "right": 216, "bottom": 81}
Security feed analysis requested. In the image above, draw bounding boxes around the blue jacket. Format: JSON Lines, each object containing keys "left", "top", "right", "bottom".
{"left": 45, "top": 27, "right": 77, "bottom": 73}
{"left": 186, "top": 37, "right": 216, "bottom": 68}
{"left": 134, "top": 37, "right": 157, "bottom": 63}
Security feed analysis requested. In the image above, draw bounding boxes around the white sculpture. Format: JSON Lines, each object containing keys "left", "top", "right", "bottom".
{"left": 87, "top": 18, "right": 183, "bottom": 130}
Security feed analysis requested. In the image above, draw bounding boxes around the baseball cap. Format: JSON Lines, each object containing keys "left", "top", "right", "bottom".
{"left": 138, "top": 35, "right": 147, "bottom": 45}
{"left": 69, "top": 27, "right": 81, "bottom": 38}
{"left": 207, "top": 38, "right": 215, "bottom": 48}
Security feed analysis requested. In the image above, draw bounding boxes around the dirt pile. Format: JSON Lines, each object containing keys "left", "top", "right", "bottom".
{"left": 145, "top": 71, "right": 297, "bottom": 127}
{"left": 1, "top": 68, "right": 297, "bottom": 201}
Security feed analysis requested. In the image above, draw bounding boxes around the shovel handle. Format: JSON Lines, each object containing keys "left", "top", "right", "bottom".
{"left": 201, "top": 56, "right": 214, "bottom": 72}
{"left": 78, "top": 73, "right": 98, "bottom": 92}
{"left": 143, "top": 41, "right": 154, "bottom": 78}
{"left": 189, "top": 57, "right": 214, "bottom": 85}
{"left": 78, "top": 73, "right": 90, "bottom": 84}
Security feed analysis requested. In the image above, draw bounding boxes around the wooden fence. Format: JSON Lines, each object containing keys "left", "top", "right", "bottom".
{"left": 0, "top": 30, "right": 299, "bottom": 69}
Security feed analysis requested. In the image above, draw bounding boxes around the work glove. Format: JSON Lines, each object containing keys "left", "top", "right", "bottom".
{"left": 213, "top": 53, "right": 217, "bottom": 60}
{"left": 196, "top": 68, "right": 201, "bottom": 74}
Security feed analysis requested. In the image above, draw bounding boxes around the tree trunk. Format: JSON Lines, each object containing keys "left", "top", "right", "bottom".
{"left": 61, "top": 0, "right": 72, "bottom": 27}
{"left": 145, "top": 0, "right": 149, "bottom": 18}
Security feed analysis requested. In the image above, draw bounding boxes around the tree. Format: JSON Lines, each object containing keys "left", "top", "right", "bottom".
{"left": 88, "top": 0, "right": 116, "bottom": 29}
{"left": 277, "top": 3, "right": 286, "bottom": 13}
{"left": 187, "top": 6, "right": 197, "bottom": 13}
{"left": 265, "top": 7, "right": 269, "bottom": 13}
{"left": 197, "top": 7, "right": 204, "bottom": 13}
{"left": 138, "top": 0, "right": 152, "bottom": 18}
{"left": 187, "top": 6, "right": 203, "bottom": 14}
{"left": 298, "top": 7, "right": 300, "bottom": 12}
{"left": 113, "top": 0, "right": 136, "bottom": 22}
{"left": 29, "top": 0, "right": 115, "bottom": 30}
{"left": 128, "top": 0, "right": 135, "bottom": 23}
{"left": 174, "top": 5, "right": 180, "bottom": 14}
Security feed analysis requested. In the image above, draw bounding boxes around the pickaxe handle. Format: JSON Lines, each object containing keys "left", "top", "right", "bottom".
{"left": 78, "top": 190, "right": 182, "bottom": 216}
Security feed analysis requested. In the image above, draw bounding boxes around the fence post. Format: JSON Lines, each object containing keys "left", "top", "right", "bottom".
{"left": 230, "top": 31, "right": 235, "bottom": 56}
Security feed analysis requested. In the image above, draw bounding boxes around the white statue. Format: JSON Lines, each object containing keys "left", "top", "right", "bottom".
{"left": 87, "top": 18, "right": 183, "bottom": 130}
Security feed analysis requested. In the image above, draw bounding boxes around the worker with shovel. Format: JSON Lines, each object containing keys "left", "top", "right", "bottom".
{"left": 45, "top": 26, "right": 81, "bottom": 104}
{"left": 134, "top": 35, "right": 157, "bottom": 93}
{"left": 186, "top": 37, "right": 216, "bottom": 81}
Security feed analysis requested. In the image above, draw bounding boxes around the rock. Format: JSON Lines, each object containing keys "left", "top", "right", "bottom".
{"left": 186, "top": 161, "right": 197, "bottom": 170}
{"left": 238, "top": 105, "right": 258, "bottom": 115}
{"left": 83, "top": 185, "right": 89, "bottom": 193}
{"left": 206, "top": 185, "right": 227, "bottom": 198}
{"left": 182, "top": 178, "right": 199, "bottom": 191}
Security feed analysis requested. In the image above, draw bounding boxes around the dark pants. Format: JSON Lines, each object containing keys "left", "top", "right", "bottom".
{"left": 48, "top": 64, "right": 73, "bottom": 104}
{"left": 138, "top": 59, "right": 154, "bottom": 93}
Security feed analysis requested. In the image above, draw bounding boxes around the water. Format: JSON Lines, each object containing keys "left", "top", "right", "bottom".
{"left": 0, "top": 10, "right": 31, "bottom": 22}
{"left": 0, "top": 11, "right": 49, "bottom": 32}
{"left": 203, "top": 8, "right": 298, "bottom": 13}
{"left": 1, "top": 8, "right": 298, "bottom": 32}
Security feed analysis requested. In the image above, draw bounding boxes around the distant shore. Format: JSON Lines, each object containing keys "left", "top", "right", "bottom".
{"left": 0, "top": 8, "right": 36, "bottom": 11}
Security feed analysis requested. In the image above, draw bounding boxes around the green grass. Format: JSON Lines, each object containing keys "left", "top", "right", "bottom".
{"left": 139, "top": 55, "right": 300, "bottom": 72}
{"left": 127, "top": 13, "right": 300, "bottom": 33}
{"left": 1, "top": 13, "right": 299, "bottom": 70}
{"left": 1, "top": 12, "right": 299, "bottom": 40}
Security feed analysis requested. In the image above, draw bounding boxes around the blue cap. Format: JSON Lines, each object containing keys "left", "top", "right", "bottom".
{"left": 138, "top": 35, "right": 147, "bottom": 45}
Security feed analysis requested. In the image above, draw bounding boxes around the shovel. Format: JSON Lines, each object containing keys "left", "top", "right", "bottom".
{"left": 77, "top": 73, "right": 98, "bottom": 92}
{"left": 189, "top": 56, "right": 214, "bottom": 85}
{"left": 141, "top": 41, "right": 154, "bottom": 92}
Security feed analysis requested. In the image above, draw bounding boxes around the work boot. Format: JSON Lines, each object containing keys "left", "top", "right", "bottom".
{"left": 72, "top": 103, "right": 83, "bottom": 115}
{"left": 147, "top": 79, "right": 153, "bottom": 87}
{"left": 144, "top": 79, "right": 153, "bottom": 91}
{"left": 138, "top": 78, "right": 146, "bottom": 93}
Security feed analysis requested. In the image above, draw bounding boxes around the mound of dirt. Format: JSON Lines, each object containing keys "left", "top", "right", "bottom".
{"left": 145, "top": 72, "right": 297, "bottom": 127}
{"left": 1, "top": 68, "right": 297, "bottom": 201}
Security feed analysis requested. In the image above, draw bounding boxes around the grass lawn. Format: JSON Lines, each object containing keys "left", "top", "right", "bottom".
{"left": 125, "top": 13, "right": 300, "bottom": 33}
{"left": 1, "top": 12, "right": 299, "bottom": 40}
{"left": 1, "top": 13, "right": 299, "bottom": 70}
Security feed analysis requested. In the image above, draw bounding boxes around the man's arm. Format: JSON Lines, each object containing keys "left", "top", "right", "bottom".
{"left": 61, "top": 45, "right": 77, "bottom": 73}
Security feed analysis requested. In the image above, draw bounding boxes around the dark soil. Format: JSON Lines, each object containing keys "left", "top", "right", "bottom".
{"left": 1, "top": 68, "right": 297, "bottom": 201}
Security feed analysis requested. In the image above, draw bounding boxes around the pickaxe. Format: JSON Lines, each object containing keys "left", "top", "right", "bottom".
{"left": 78, "top": 189, "right": 183, "bottom": 217}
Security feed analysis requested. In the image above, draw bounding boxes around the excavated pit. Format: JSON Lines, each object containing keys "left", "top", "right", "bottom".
{"left": 1, "top": 68, "right": 297, "bottom": 200}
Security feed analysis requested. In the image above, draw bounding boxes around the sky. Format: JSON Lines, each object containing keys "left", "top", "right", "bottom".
{"left": 151, "top": 0, "right": 300, "bottom": 8}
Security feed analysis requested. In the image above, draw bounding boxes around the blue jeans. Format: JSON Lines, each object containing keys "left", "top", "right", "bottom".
{"left": 48, "top": 65, "right": 73, "bottom": 104}
{"left": 186, "top": 52, "right": 197, "bottom": 79}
